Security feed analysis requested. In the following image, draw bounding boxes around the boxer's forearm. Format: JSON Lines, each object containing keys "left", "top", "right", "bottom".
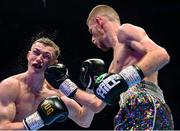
{"left": 137, "top": 47, "right": 170, "bottom": 77}
{"left": 0, "top": 122, "right": 26, "bottom": 130}
{"left": 73, "top": 106, "right": 95, "bottom": 128}
{"left": 74, "top": 89, "right": 106, "bottom": 113}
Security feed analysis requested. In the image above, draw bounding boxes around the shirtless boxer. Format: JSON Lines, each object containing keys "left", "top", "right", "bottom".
{"left": 85, "top": 4, "right": 174, "bottom": 130}
{"left": 0, "top": 37, "right": 96, "bottom": 130}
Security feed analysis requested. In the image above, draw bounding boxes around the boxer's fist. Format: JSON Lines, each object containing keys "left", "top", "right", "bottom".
{"left": 94, "top": 73, "right": 125, "bottom": 105}
{"left": 94, "top": 65, "right": 144, "bottom": 105}
{"left": 45, "top": 63, "right": 69, "bottom": 89}
{"left": 45, "top": 64, "right": 78, "bottom": 98}
{"left": 80, "top": 58, "right": 106, "bottom": 91}
{"left": 23, "top": 96, "right": 68, "bottom": 130}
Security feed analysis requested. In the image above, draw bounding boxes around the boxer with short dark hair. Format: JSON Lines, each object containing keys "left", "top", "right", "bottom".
{"left": 0, "top": 37, "right": 96, "bottom": 130}
{"left": 85, "top": 4, "right": 174, "bottom": 130}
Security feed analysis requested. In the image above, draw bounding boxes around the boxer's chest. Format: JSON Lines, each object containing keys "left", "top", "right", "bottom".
{"left": 109, "top": 49, "right": 142, "bottom": 73}
{"left": 14, "top": 86, "right": 59, "bottom": 121}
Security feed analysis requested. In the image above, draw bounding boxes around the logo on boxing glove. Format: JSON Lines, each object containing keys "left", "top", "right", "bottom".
{"left": 95, "top": 74, "right": 120, "bottom": 99}
{"left": 41, "top": 101, "right": 55, "bottom": 116}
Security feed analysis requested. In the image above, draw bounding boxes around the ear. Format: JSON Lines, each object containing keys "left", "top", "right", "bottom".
{"left": 54, "top": 59, "right": 58, "bottom": 64}
{"left": 95, "top": 16, "right": 104, "bottom": 29}
{"left": 27, "top": 51, "right": 30, "bottom": 59}
{"left": 50, "top": 59, "right": 58, "bottom": 65}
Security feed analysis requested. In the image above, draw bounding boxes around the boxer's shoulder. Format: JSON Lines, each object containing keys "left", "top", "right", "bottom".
{"left": 0, "top": 74, "right": 22, "bottom": 98}
{"left": 1, "top": 76, "right": 19, "bottom": 87}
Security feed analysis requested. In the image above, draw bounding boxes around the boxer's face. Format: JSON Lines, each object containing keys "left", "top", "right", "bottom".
{"left": 88, "top": 18, "right": 110, "bottom": 52}
{"left": 27, "top": 42, "right": 56, "bottom": 73}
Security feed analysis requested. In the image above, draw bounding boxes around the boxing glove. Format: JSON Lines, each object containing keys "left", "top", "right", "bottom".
{"left": 94, "top": 65, "right": 144, "bottom": 105}
{"left": 45, "top": 64, "right": 78, "bottom": 98}
{"left": 80, "top": 58, "right": 106, "bottom": 92}
{"left": 23, "top": 96, "right": 68, "bottom": 130}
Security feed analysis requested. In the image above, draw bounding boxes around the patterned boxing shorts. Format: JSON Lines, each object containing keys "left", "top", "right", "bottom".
{"left": 114, "top": 81, "right": 174, "bottom": 130}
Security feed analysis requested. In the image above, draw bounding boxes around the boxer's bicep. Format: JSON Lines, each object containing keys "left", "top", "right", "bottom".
{"left": 0, "top": 86, "right": 16, "bottom": 123}
{"left": 0, "top": 99, "right": 16, "bottom": 123}
{"left": 0, "top": 79, "right": 19, "bottom": 123}
{"left": 120, "top": 24, "right": 150, "bottom": 54}
{"left": 129, "top": 35, "right": 170, "bottom": 76}
{"left": 122, "top": 24, "right": 161, "bottom": 54}
{"left": 129, "top": 40, "right": 147, "bottom": 55}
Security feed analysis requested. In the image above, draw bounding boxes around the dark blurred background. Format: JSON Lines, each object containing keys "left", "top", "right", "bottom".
{"left": 0, "top": 0, "right": 179, "bottom": 130}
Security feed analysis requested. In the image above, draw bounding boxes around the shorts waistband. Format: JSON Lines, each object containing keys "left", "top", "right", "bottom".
{"left": 139, "top": 80, "right": 165, "bottom": 103}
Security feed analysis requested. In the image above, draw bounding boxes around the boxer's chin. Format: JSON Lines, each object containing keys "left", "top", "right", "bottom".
{"left": 99, "top": 43, "right": 110, "bottom": 52}
{"left": 100, "top": 47, "right": 110, "bottom": 52}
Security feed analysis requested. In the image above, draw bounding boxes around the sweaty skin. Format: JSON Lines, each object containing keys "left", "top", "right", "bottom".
{"left": 86, "top": 5, "right": 173, "bottom": 129}
{"left": 0, "top": 42, "right": 94, "bottom": 130}
{"left": 88, "top": 21, "right": 169, "bottom": 84}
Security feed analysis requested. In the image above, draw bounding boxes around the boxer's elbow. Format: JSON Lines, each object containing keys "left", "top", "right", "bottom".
{"left": 160, "top": 47, "right": 170, "bottom": 66}
{"left": 75, "top": 113, "right": 93, "bottom": 128}
{"left": 164, "top": 49, "right": 170, "bottom": 64}
{"left": 79, "top": 122, "right": 91, "bottom": 128}
{"left": 77, "top": 121, "right": 91, "bottom": 128}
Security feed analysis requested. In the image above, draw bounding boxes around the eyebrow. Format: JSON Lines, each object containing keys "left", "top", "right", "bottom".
{"left": 32, "top": 48, "right": 52, "bottom": 56}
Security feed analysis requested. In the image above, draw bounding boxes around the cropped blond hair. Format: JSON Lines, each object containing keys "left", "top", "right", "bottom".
{"left": 87, "top": 5, "right": 120, "bottom": 25}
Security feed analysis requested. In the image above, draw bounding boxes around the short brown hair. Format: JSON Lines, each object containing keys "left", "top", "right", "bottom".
{"left": 33, "top": 37, "right": 60, "bottom": 59}
{"left": 87, "top": 5, "right": 120, "bottom": 25}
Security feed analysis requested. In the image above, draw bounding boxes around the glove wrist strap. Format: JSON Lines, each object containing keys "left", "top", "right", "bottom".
{"left": 119, "top": 65, "right": 144, "bottom": 87}
{"left": 59, "top": 79, "right": 78, "bottom": 98}
{"left": 23, "top": 111, "right": 44, "bottom": 130}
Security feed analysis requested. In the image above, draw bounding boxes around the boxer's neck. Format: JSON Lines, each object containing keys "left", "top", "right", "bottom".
{"left": 25, "top": 71, "right": 45, "bottom": 93}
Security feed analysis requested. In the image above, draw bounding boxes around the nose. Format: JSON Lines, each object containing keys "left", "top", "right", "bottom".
{"left": 91, "top": 36, "right": 95, "bottom": 44}
{"left": 36, "top": 54, "right": 43, "bottom": 62}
